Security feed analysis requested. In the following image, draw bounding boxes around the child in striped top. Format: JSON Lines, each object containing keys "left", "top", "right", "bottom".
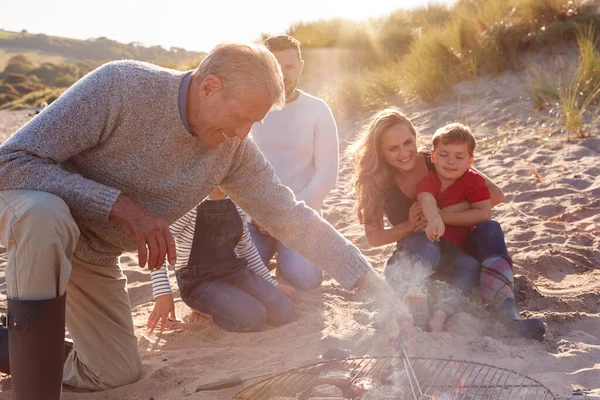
{"left": 148, "top": 187, "right": 296, "bottom": 333}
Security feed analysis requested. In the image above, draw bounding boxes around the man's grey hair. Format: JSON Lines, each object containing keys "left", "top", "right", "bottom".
{"left": 193, "top": 42, "right": 285, "bottom": 110}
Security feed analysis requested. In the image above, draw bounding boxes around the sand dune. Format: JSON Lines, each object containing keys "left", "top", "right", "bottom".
{"left": 0, "top": 54, "right": 599, "bottom": 399}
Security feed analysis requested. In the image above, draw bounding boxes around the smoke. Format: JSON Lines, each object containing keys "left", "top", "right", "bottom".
{"left": 384, "top": 249, "right": 434, "bottom": 298}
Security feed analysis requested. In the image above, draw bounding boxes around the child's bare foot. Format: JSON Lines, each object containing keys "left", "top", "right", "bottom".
{"left": 403, "top": 289, "right": 430, "bottom": 329}
{"left": 428, "top": 309, "right": 448, "bottom": 332}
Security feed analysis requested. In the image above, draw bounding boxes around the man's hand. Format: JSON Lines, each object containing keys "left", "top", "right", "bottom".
{"left": 251, "top": 219, "right": 271, "bottom": 236}
{"left": 425, "top": 215, "right": 445, "bottom": 242}
{"left": 356, "top": 270, "right": 413, "bottom": 342}
{"left": 110, "top": 194, "right": 176, "bottom": 270}
{"left": 147, "top": 294, "right": 177, "bottom": 333}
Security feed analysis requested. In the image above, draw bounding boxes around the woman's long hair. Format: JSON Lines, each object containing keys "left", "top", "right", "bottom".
{"left": 348, "top": 107, "right": 417, "bottom": 226}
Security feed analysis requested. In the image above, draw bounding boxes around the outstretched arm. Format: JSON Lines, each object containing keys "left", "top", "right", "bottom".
{"left": 220, "top": 138, "right": 371, "bottom": 290}
{"left": 417, "top": 192, "right": 444, "bottom": 242}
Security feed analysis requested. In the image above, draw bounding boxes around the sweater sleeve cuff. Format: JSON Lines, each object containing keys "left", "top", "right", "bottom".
{"left": 77, "top": 184, "right": 122, "bottom": 220}
{"left": 335, "top": 249, "right": 373, "bottom": 290}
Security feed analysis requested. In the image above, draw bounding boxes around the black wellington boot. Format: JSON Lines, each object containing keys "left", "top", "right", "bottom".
{"left": 0, "top": 326, "right": 73, "bottom": 375}
{"left": 499, "top": 298, "right": 546, "bottom": 341}
{"left": 6, "top": 294, "right": 66, "bottom": 400}
{"left": 0, "top": 325, "right": 9, "bottom": 373}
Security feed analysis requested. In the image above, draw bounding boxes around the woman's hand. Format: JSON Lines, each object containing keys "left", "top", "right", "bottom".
{"left": 425, "top": 216, "right": 445, "bottom": 242}
{"left": 408, "top": 203, "right": 427, "bottom": 232}
{"left": 147, "top": 294, "right": 177, "bottom": 333}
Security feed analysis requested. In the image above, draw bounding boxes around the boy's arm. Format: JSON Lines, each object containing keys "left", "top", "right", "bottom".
{"left": 416, "top": 173, "right": 445, "bottom": 242}
{"left": 417, "top": 192, "right": 441, "bottom": 221}
{"left": 417, "top": 192, "right": 445, "bottom": 242}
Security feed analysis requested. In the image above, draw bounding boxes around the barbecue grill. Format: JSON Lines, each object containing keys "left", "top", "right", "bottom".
{"left": 233, "top": 356, "right": 556, "bottom": 399}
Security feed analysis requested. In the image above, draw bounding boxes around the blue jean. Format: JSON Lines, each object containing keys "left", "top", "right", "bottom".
{"left": 385, "top": 232, "right": 480, "bottom": 294}
{"left": 248, "top": 223, "right": 323, "bottom": 290}
{"left": 464, "top": 220, "right": 515, "bottom": 306}
{"left": 176, "top": 268, "right": 295, "bottom": 332}
{"left": 464, "top": 220, "right": 510, "bottom": 262}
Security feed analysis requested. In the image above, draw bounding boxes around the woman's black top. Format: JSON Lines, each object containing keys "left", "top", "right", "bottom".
{"left": 384, "top": 151, "right": 435, "bottom": 227}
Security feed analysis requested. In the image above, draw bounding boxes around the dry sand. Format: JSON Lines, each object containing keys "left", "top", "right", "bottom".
{"left": 0, "top": 53, "right": 599, "bottom": 399}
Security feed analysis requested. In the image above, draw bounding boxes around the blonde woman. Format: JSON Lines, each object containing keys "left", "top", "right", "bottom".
{"left": 349, "top": 107, "right": 545, "bottom": 340}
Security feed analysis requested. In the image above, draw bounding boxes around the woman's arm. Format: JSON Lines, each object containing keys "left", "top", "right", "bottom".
{"left": 472, "top": 167, "right": 505, "bottom": 206}
{"left": 364, "top": 203, "right": 425, "bottom": 247}
{"left": 365, "top": 220, "right": 415, "bottom": 247}
{"left": 440, "top": 199, "right": 492, "bottom": 226}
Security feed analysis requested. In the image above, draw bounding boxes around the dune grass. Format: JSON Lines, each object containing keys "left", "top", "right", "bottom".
{"left": 0, "top": 87, "right": 64, "bottom": 110}
{"left": 307, "top": 0, "right": 600, "bottom": 119}
{"left": 529, "top": 24, "right": 600, "bottom": 140}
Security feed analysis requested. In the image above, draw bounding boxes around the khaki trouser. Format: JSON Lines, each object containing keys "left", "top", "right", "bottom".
{"left": 0, "top": 190, "right": 142, "bottom": 390}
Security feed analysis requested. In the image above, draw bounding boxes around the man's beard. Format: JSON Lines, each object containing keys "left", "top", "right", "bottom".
{"left": 284, "top": 78, "right": 299, "bottom": 98}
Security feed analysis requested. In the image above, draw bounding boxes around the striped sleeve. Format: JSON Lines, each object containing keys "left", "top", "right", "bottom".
{"left": 234, "top": 204, "right": 277, "bottom": 286}
{"left": 151, "top": 266, "right": 172, "bottom": 298}
{"left": 150, "top": 207, "right": 197, "bottom": 299}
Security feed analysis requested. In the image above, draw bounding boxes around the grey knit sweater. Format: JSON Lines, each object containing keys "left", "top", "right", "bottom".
{"left": 0, "top": 60, "right": 372, "bottom": 289}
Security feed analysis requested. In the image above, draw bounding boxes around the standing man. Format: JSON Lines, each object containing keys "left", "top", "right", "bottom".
{"left": 250, "top": 35, "right": 339, "bottom": 290}
{"left": 0, "top": 42, "right": 398, "bottom": 398}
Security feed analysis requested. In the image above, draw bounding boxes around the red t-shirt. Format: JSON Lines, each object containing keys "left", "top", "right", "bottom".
{"left": 416, "top": 169, "right": 491, "bottom": 248}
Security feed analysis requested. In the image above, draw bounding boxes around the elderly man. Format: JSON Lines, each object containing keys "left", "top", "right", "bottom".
{"left": 0, "top": 42, "right": 398, "bottom": 398}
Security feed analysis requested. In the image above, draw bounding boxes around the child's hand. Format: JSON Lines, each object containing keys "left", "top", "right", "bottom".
{"left": 425, "top": 216, "right": 445, "bottom": 242}
{"left": 276, "top": 282, "right": 297, "bottom": 301}
{"left": 147, "top": 294, "right": 177, "bottom": 333}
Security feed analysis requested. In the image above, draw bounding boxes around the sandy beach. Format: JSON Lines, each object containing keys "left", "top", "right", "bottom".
{"left": 0, "top": 55, "right": 599, "bottom": 399}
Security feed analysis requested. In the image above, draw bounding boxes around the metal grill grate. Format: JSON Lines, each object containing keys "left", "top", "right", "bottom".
{"left": 233, "top": 356, "right": 556, "bottom": 399}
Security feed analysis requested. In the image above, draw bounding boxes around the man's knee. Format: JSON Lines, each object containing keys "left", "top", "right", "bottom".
{"left": 102, "top": 346, "right": 142, "bottom": 388}
{"left": 10, "top": 191, "right": 79, "bottom": 241}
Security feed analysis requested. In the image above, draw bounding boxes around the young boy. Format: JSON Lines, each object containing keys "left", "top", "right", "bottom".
{"left": 147, "top": 187, "right": 296, "bottom": 333}
{"left": 416, "top": 123, "right": 492, "bottom": 330}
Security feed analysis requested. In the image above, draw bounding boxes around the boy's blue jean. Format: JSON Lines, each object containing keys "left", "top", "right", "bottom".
{"left": 464, "top": 220, "right": 510, "bottom": 262}
{"left": 248, "top": 223, "right": 323, "bottom": 290}
{"left": 385, "top": 232, "right": 480, "bottom": 294}
{"left": 176, "top": 268, "right": 295, "bottom": 332}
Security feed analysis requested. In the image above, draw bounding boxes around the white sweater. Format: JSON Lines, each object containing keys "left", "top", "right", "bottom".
{"left": 251, "top": 90, "right": 338, "bottom": 211}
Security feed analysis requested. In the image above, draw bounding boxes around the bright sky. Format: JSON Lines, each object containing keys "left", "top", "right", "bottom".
{"left": 1, "top": 0, "right": 456, "bottom": 53}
